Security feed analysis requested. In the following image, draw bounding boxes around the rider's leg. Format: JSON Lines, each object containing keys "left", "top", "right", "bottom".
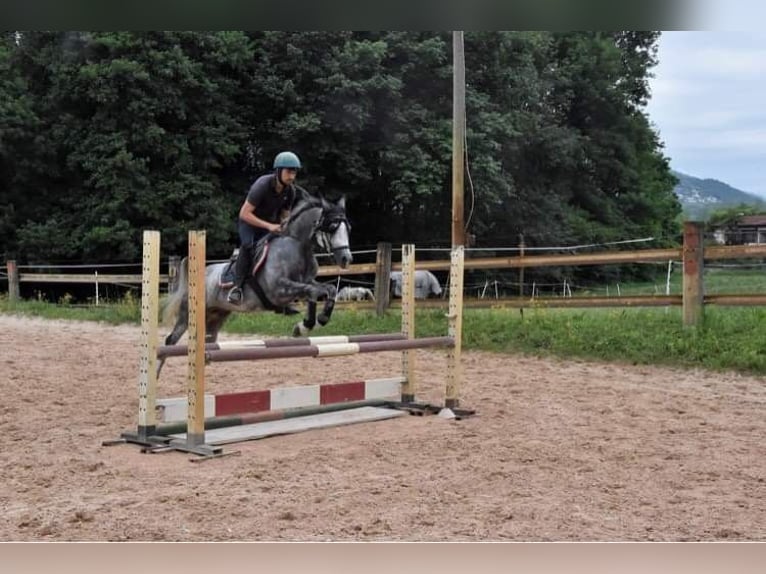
{"left": 228, "top": 223, "right": 260, "bottom": 304}
{"left": 227, "top": 243, "right": 252, "bottom": 304}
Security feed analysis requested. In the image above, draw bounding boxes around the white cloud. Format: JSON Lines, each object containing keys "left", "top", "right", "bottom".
{"left": 678, "top": 129, "right": 766, "bottom": 153}
{"left": 648, "top": 76, "right": 697, "bottom": 99}
{"left": 687, "top": 47, "right": 766, "bottom": 77}
{"left": 693, "top": 0, "right": 766, "bottom": 31}
{"left": 661, "top": 109, "right": 762, "bottom": 131}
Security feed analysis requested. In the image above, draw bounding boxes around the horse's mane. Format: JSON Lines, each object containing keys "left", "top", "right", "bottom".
{"left": 281, "top": 188, "right": 323, "bottom": 234}
{"left": 293, "top": 184, "right": 313, "bottom": 204}
{"left": 283, "top": 186, "right": 346, "bottom": 235}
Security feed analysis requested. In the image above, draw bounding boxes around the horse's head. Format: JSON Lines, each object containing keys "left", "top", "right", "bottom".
{"left": 315, "top": 196, "right": 353, "bottom": 269}
{"left": 281, "top": 193, "right": 353, "bottom": 268}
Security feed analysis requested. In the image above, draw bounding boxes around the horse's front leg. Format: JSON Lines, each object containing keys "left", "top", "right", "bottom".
{"left": 293, "top": 300, "right": 317, "bottom": 337}
{"left": 272, "top": 277, "right": 328, "bottom": 337}
{"left": 315, "top": 282, "right": 337, "bottom": 326}
{"left": 295, "top": 279, "right": 337, "bottom": 327}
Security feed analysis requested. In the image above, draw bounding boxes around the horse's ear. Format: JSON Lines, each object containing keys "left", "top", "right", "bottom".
{"left": 337, "top": 195, "right": 346, "bottom": 210}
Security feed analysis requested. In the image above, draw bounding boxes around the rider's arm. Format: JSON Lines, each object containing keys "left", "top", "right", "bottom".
{"left": 239, "top": 200, "right": 281, "bottom": 233}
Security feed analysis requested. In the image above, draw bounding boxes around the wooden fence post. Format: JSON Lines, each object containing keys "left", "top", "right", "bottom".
{"left": 682, "top": 221, "right": 704, "bottom": 327}
{"left": 374, "top": 242, "right": 392, "bottom": 316}
{"left": 518, "top": 234, "right": 525, "bottom": 297}
{"left": 7, "top": 260, "right": 20, "bottom": 302}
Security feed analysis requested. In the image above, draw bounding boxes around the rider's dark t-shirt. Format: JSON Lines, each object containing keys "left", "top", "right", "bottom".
{"left": 244, "top": 174, "right": 296, "bottom": 224}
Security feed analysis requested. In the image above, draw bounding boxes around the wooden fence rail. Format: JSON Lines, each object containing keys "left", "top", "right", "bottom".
{"left": 14, "top": 273, "right": 170, "bottom": 284}
{"left": 6, "top": 223, "right": 766, "bottom": 326}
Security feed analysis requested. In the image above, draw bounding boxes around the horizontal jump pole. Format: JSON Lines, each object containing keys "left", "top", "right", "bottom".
{"left": 157, "top": 332, "right": 407, "bottom": 359}
{"left": 156, "top": 376, "right": 405, "bottom": 422}
{"left": 205, "top": 336, "right": 455, "bottom": 363}
{"left": 154, "top": 398, "right": 393, "bottom": 436}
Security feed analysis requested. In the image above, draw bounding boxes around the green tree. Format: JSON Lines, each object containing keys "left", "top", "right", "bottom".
{"left": 3, "top": 30, "right": 679, "bottom": 286}
{"left": 0, "top": 32, "right": 39, "bottom": 259}
{"left": 550, "top": 31, "right": 680, "bottom": 246}
{"left": 11, "top": 31, "right": 254, "bottom": 261}
{"left": 243, "top": 31, "right": 453, "bottom": 249}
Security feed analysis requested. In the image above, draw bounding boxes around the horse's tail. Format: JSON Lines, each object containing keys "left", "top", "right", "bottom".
{"left": 161, "top": 256, "right": 188, "bottom": 326}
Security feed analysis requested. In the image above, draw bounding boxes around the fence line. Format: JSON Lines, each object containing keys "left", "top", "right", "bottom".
{"left": 7, "top": 226, "right": 766, "bottom": 325}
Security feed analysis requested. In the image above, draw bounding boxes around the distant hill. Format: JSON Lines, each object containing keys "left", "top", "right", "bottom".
{"left": 672, "top": 170, "right": 765, "bottom": 219}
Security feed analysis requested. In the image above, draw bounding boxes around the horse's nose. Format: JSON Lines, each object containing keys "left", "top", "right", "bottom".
{"left": 341, "top": 252, "right": 352, "bottom": 268}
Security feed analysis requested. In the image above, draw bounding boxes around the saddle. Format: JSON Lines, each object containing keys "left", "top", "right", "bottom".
{"left": 218, "top": 236, "right": 271, "bottom": 289}
{"left": 218, "top": 236, "right": 300, "bottom": 315}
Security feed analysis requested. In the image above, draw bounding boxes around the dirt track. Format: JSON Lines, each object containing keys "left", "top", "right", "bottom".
{"left": 0, "top": 314, "right": 764, "bottom": 541}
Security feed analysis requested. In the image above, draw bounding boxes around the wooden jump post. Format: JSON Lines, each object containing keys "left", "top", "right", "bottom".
{"left": 103, "top": 230, "right": 193, "bottom": 452}
{"left": 104, "top": 230, "right": 223, "bottom": 457}
{"left": 129, "top": 230, "right": 160, "bottom": 442}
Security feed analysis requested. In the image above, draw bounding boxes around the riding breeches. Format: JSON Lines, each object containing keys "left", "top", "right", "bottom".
{"left": 235, "top": 222, "right": 269, "bottom": 286}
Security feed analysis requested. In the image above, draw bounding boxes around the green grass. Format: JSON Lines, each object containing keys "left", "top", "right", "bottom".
{"left": 578, "top": 267, "right": 766, "bottom": 296}
{"left": 3, "top": 293, "right": 766, "bottom": 375}
{"left": 460, "top": 306, "right": 766, "bottom": 373}
{"left": 0, "top": 292, "right": 141, "bottom": 324}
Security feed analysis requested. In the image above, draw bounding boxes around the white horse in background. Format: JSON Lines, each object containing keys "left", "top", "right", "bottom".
{"left": 337, "top": 286, "right": 375, "bottom": 301}
{"left": 390, "top": 270, "right": 442, "bottom": 299}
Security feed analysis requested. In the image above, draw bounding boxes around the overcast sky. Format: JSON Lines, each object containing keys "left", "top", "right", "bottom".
{"left": 646, "top": 30, "right": 766, "bottom": 198}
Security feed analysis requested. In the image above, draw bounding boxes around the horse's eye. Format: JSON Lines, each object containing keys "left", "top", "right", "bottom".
{"left": 328, "top": 222, "right": 339, "bottom": 232}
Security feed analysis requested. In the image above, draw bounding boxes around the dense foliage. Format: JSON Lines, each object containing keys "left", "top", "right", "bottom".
{"left": 1, "top": 31, "right": 680, "bottom": 273}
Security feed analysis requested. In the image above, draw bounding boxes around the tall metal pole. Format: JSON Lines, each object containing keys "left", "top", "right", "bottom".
{"left": 451, "top": 31, "right": 466, "bottom": 248}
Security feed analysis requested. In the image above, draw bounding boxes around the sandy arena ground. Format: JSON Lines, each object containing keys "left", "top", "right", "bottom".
{"left": 0, "top": 314, "right": 764, "bottom": 541}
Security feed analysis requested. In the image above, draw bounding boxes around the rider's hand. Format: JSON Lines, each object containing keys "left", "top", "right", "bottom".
{"left": 270, "top": 223, "right": 282, "bottom": 234}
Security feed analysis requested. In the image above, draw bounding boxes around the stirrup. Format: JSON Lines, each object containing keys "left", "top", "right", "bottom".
{"left": 227, "top": 286, "right": 243, "bottom": 304}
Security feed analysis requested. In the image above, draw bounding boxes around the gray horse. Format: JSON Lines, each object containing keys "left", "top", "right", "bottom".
{"left": 159, "top": 193, "right": 352, "bottom": 375}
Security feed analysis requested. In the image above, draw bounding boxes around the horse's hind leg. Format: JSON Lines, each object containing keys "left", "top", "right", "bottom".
{"left": 205, "top": 310, "right": 231, "bottom": 343}
{"left": 156, "top": 299, "right": 188, "bottom": 377}
{"left": 163, "top": 297, "right": 189, "bottom": 347}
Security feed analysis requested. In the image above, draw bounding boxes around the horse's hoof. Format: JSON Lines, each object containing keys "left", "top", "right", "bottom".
{"left": 292, "top": 323, "right": 310, "bottom": 337}
{"left": 317, "top": 314, "right": 330, "bottom": 326}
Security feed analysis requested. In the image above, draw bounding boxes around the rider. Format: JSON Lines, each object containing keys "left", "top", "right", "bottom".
{"left": 227, "top": 151, "right": 301, "bottom": 305}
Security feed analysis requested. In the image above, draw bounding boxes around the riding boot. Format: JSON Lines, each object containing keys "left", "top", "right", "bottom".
{"left": 227, "top": 245, "right": 252, "bottom": 304}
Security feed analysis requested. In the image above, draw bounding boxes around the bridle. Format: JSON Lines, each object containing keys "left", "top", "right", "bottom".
{"left": 315, "top": 210, "right": 351, "bottom": 257}
{"left": 283, "top": 194, "right": 350, "bottom": 258}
